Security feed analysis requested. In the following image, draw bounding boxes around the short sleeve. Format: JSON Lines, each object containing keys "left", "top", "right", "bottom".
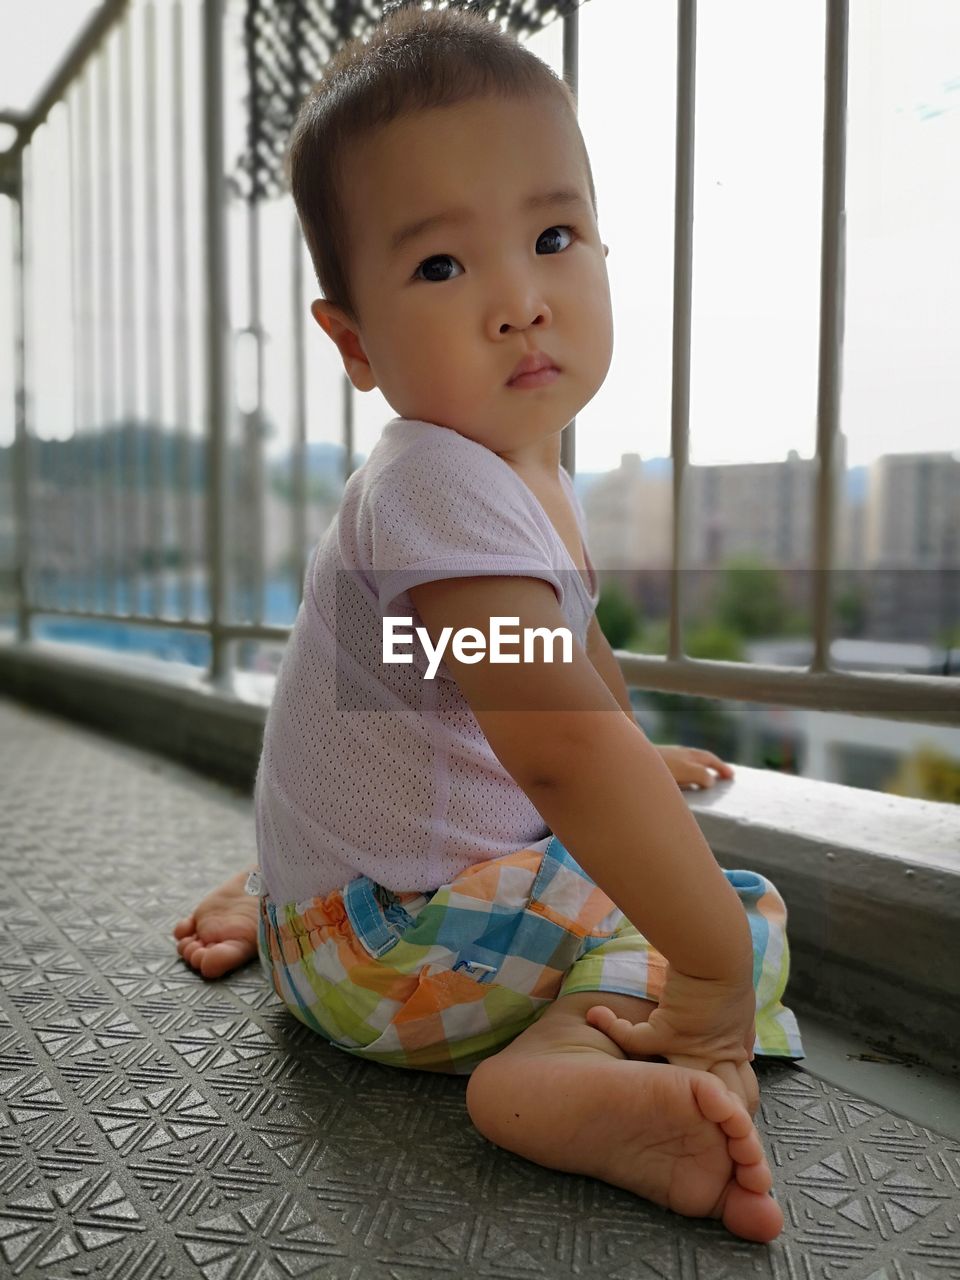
{"left": 366, "top": 434, "right": 565, "bottom": 618}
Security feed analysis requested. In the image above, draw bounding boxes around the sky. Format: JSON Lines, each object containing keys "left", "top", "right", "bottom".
{"left": 0, "top": 0, "right": 957, "bottom": 473}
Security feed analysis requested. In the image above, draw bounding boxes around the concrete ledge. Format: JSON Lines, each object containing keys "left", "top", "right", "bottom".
{"left": 2, "top": 637, "right": 958, "bottom": 1076}
{"left": 0, "top": 637, "right": 269, "bottom": 791}
{"left": 686, "top": 768, "right": 960, "bottom": 1078}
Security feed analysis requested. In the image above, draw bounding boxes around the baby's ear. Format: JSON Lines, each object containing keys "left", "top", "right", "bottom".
{"left": 602, "top": 243, "right": 609, "bottom": 258}
{"left": 310, "top": 299, "right": 376, "bottom": 392}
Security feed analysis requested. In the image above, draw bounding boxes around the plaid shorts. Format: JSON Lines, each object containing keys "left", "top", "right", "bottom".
{"left": 257, "top": 836, "right": 804, "bottom": 1075}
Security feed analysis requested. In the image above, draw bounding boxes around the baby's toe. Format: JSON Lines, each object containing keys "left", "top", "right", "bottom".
{"left": 692, "top": 1075, "right": 750, "bottom": 1132}
{"left": 177, "top": 937, "right": 201, "bottom": 965}
{"left": 199, "top": 939, "right": 255, "bottom": 979}
{"left": 734, "top": 1158, "right": 773, "bottom": 1194}
{"left": 726, "top": 1129, "right": 764, "bottom": 1166}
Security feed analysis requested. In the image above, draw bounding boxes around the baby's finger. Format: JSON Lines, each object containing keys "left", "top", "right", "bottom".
{"left": 739, "top": 1060, "right": 761, "bottom": 1117}
{"left": 690, "top": 749, "right": 734, "bottom": 779}
{"left": 707, "top": 1059, "right": 752, "bottom": 1112}
{"left": 585, "top": 1005, "right": 665, "bottom": 1057}
{"left": 723, "top": 1061, "right": 760, "bottom": 1118}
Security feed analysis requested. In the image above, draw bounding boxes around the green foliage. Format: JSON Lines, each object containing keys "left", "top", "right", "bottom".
{"left": 642, "top": 620, "right": 668, "bottom": 656}
{"left": 685, "top": 621, "right": 745, "bottom": 662}
{"left": 595, "top": 581, "right": 640, "bottom": 650}
{"left": 631, "top": 619, "right": 744, "bottom": 662}
{"left": 642, "top": 687, "right": 739, "bottom": 758}
{"left": 714, "top": 555, "right": 790, "bottom": 638}
{"left": 835, "top": 582, "right": 867, "bottom": 636}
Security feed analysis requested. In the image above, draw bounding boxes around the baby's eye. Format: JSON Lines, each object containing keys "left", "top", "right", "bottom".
{"left": 414, "top": 254, "right": 464, "bottom": 285}
{"left": 536, "top": 225, "right": 576, "bottom": 254}
{"left": 412, "top": 225, "right": 577, "bottom": 283}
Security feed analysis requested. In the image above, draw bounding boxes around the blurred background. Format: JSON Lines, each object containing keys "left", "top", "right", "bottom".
{"left": 0, "top": 0, "right": 957, "bottom": 802}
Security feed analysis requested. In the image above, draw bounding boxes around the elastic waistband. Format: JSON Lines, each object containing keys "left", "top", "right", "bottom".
{"left": 261, "top": 836, "right": 596, "bottom": 963}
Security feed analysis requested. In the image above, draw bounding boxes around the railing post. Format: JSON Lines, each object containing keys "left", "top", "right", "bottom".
{"left": 11, "top": 152, "right": 30, "bottom": 643}
{"left": 670, "top": 0, "right": 697, "bottom": 662}
{"left": 171, "top": 0, "right": 195, "bottom": 621}
{"left": 811, "top": 0, "right": 849, "bottom": 674}
{"left": 341, "top": 372, "right": 354, "bottom": 485}
{"left": 560, "top": 7, "right": 579, "bottom": 479}
{"left": 242, "top": 196, "right": 266, "bottom": 629}
{"left": 202, "top": 0, "right": 232, "bottom": 686}
{"left": 291, "top": 215, "right": 308, "bottom": 602}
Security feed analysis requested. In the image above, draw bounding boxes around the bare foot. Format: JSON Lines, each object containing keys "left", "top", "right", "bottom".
{"left": 466, "top": 1049, "right": 784, "bottom": 1243}
{"left": 172, "top": 870, "right": 261, "bottom": 979}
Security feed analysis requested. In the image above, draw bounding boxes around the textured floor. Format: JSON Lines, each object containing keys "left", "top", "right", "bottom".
{"left": 1, "top": 696, "right": 959, "bottom": 1279}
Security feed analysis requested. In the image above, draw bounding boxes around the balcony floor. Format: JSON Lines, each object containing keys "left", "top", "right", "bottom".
{"left": 1, "top": 695, "right": 958, "bottom": 1278}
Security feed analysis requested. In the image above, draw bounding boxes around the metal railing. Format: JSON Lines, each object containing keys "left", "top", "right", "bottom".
{"left": 1, "top": 0, "right": 957, "bottom": 727}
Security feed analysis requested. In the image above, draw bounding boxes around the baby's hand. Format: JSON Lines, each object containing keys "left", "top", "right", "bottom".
{"left": 586, "top": 965, "right": 759, "bottom": 1115}
{"left": 655, "top": 745, "right": 734, "bottom": 790}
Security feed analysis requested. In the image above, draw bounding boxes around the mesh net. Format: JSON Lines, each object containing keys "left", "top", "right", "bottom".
{"left": 234, "top": 0, "right": 588, "bottom": 201}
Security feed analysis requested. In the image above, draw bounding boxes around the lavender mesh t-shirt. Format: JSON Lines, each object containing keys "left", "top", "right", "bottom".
{"left": 254, "top": 416, "right": 600, "bottom": 903}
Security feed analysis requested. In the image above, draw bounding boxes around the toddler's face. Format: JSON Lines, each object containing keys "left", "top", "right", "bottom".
{"left": 311, "top": 92, "right": 613, "bottom": 464}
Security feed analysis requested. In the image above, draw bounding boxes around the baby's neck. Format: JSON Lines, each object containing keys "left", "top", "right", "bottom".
{"left": 494, "top": 434, "right": 563, "bottom": 478}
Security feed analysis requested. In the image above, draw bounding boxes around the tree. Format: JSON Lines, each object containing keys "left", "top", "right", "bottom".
{"left": 595, "top": 581, "right": 641, "bottom": 650}
{"left": 714, "top": 555, "right": 791, "bottom": 638}
{"left": 835, "top": 580, "right": 868, "bottom": 637}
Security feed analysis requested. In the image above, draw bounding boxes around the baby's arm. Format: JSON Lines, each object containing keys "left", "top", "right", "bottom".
{"left": 584, "top": 612, "right": 636, "bottom": 721}
{"left": 408, "top": 575, "right": 753, "bottom": 986}
{"left": 519, "top": 706, "right": 752, "bottom": 981}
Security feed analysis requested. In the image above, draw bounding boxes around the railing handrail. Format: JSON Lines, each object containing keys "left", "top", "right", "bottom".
{"left": 0, "top": 0, "right": 130, "bottom": 178}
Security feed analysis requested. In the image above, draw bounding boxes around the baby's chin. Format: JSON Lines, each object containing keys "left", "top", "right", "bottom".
{"left": 389, "top": 399, "right": 576, "bottom": 452}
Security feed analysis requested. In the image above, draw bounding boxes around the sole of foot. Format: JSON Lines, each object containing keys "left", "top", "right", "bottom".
{"left": 172, "top": 869, "right": 260, "bottom": 980}
{"left": 467, "top": 1049, "right": 784, "bottom": 1243}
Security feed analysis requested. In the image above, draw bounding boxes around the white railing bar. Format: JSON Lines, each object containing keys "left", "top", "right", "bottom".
{"left": 669, "top": 0, "right": 696, "bottom": 663}
{"left": 811, "top": 0, "right": 849, "bottom": 674}
{"left": 143, "top": 0, "right": 165, "bottom": 618}
{"left": 616, "top": 651, "right": 957, "bottom": 725}
{"left": 79, "top": 73, "right": 99, "bottom": 613}
{"left": 119, "top": 11, "right": 140, "bottom": 616}
{"left": 171, "top": 0, "right": 195, "bottom": 621}
{"left": 86, "top": 63, "right": 104, "bottom": 613}
{"left": 291, "top": 215, "right": 309, "bottom": 603}
{"left": 67, "top": 87, "right": 86, "bottom": 614}
{"left": 12, "top": 153, "right": 30, "bottom": 642}
{"left": 97, "top": 41, "right": 121, "bottom": 617}
{"left": 22, "top": 147, "right": 43, "bottom": 612}
{"left": 24, "top": 142, "right": 42, "bottom": 608}
{"left": 29, "top": 148, "right": 45, "bottom": 610}
{"left": 49, "top": 127, "right": 73, "bottom": 611}
{"left": 342, "top": 371, "right": 355, "bottom": 484}
{"left": 560, "top": 7, "right": 579, "bottom": 479}
{"left": 242, "top": 195, "right": 267, "bottom": 628}
{"left": 202, "top": 0, "right": 231, "bottom": 683}
{"left": 5, "top": 0, "right": 129, "bottom": 158}
{"left": 66, "top": 87, "right": 87, "bottom": 613}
